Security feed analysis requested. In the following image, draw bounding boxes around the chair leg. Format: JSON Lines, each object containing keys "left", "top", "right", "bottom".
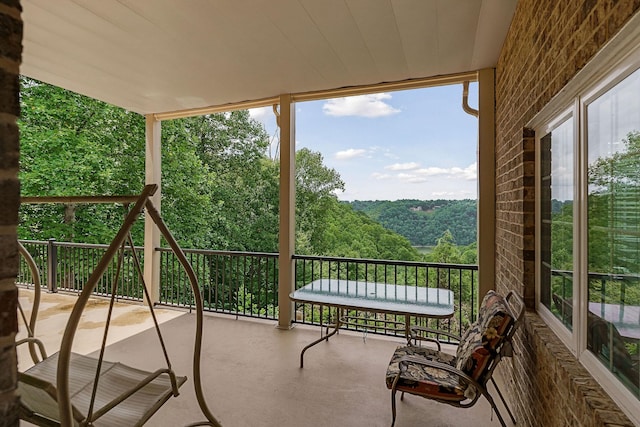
{"left": 390, "top": 374, "right": 400, "bottom": 427}
{"left": 482, "top": 391, "right": 508, "bottom": 427}
{"left": 391, "top": 388, "right": 397, "bottom": 427}
{"left": 490, "top": 377, "right": 516, "bottom": 424}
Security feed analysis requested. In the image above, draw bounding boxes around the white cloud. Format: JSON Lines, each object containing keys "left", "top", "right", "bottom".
{"left": 432, "top": 191, "right": 472, "bottom": 198}
{"left": 248, "top": 106, "right": 270, "bottom": 122}
{"left": 414, "top": 167, "right": 450, "bottom": 176}
{"left": 374, "top": 162, "right": 478, "bottom": 188}
{"left": 369, "top": 146, "right": 399, "bottom": 160}
{"left": 406, "top": 176, "right": 429, "bottom": 183}
{"left": 372, "top": 172, "right": 392, "bottom": 180}
{"left": 335, "top": 148, "right": 368, "bottom": 160}
{"left": 385, "top": 162, "right": 420, "bottom": 171}
{"left": 323, "top": 93, "right": 400, "bottom": 118}
{"left": 414, "top": 163, "right": 477, "bottom": 180}
{"left": 395, "top": 173, "right": 428, "bottom": 184}
{"left": 459, "top": 163, "right": 477, "bottom": 180}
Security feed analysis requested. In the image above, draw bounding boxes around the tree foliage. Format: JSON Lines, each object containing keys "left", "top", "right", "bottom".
{"left": 546, "top": 131, "right": 640, "bottom": 309}
{"left": 19, "top": 76, "right": 146, "bottom": 242}
{"left": 587, "top": 131, "right": 640, "bottom": 278}
{"left": 348, "top": 199, "right": 477, "bottom": 246}
{"left": 312, "top": 202, "right": 420, "bottom": 260}
{"left": 17, "top": 78, "right": 426, "bottom": 262}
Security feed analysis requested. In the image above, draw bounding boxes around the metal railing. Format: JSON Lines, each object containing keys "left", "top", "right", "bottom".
{"left": 550, "top": 268, "right": 640, "bottom": 303}
{"left": 157, "top": 248, "right": 279, "bottom": 320}
{"left": 18, "top": 239, "right": 479, "bottom": 338}
{"left": 293, "top": 255, "right": 478, "bottom": 339}
{"left": 17, "top": 239, "right": 48, "bottom": 289}
{"left": 18, "top": 239, "right": 146, "bottom": 301}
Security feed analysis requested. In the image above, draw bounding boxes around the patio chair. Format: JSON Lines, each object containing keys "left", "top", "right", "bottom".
{"left": 385, "top": 290, "right": 524, "bottom": 427}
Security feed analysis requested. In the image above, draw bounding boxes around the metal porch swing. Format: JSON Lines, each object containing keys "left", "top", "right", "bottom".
{"left": 16, "top": 184, "right": 222, "bottom": 427}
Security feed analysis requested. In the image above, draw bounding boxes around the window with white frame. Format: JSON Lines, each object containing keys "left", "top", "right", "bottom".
{"left": 535, "top": 17, "right": 640, "bottom": 423}
{"left": 539, "top": 115, "right": 574, "bottom": 330}
{"left": 585, "top": 67, "right": 640, "bottom": 396}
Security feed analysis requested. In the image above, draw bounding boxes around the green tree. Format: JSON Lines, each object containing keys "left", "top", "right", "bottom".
{"left": 19, "top": 77, "right": 146, "bottom": 243}
{"left": 587, "top": 131, "right": 640, "bottom": 305}
{"left": 319, "top": 202, "right": 420, "bottom": 260}
{"left": 427, "top": 230, "right": 460, "bottom": 263}
{"left": 18, "top": 78, "right": 429, "bottom": 269}
{"left": 166, "top": 113, "right": 277, "bottom": 251}
{"left": 348, "top": 199, "right": 477, "bottom": 246}
{"left": 295, "top": 148, "right": 344, "bottom": 254}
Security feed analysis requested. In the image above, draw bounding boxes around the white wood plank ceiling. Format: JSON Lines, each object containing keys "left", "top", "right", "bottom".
{"left": 20, "top": 0, "right": 517, "bottom": 115}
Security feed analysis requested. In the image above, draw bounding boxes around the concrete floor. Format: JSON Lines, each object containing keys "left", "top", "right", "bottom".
{"left": 16, "top": 288, "right": 184, "bottom": 371}
{"left": 17, "top": 289, "right": 514, "bottom": 427}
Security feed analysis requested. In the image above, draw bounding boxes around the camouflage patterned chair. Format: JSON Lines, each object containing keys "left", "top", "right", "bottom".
{"left": 385, "top": 290, "right": 524, "bottom": 427}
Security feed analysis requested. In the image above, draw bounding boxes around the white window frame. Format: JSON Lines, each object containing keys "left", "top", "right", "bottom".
{"left": 530, "top": 11, "right": 640, "bottom": 424}
{"left": 535, "top": 106, "right": 577, "bottom": 353}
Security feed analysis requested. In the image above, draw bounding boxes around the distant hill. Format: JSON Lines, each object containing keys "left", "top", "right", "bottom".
{"left": 345, "top": 199, "right": 477, "bottom": 246}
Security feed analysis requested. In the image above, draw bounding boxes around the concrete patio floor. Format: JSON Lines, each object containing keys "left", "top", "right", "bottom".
{"left": 17, "top": 288, "right": 513, "bottom": 427}
{"left": 16, "top": 288, "right": 184, "bottom": 371}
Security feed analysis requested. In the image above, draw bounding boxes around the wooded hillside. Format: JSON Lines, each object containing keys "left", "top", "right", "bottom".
{"left": 347, "top": 199, "right": 477, "bottom": 246}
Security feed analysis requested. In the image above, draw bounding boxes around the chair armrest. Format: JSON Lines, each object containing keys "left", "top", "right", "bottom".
{"left": 397, "top": 354, "right": 482, "bottom": 392}
{"left": 409, "top": 326, "right": 461, "bottom": 349}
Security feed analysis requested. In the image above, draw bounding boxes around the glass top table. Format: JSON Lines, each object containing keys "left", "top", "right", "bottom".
{"left": 291, "top": 278, "right": 455, "bottom": 318}
{"left": 588, "top": 302, "right": 640, "bottom": 340}
{"left": 290, "top": 278, "right": 455, "bottom": 367}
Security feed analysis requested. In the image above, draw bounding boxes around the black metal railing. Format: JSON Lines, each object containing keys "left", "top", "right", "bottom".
{"left": 17, "top": 239, "right": 48, "bottom": 289}
{"left": 549, "top": 268, "right": 640, "bottom": 318}
{"left": 293, "top": 255, "right": 478, "bottom": 339}
{"left": 157, "top": 248, "right": 279, "bottom": 320}
{"left": 18, "top": 239, "right": 146, "bottom": 301}
{"left": 18, "top": 239, "right": 480, "bottom": 338}
{"left": 550, "top": 269, "right": 640, "bottom": 302}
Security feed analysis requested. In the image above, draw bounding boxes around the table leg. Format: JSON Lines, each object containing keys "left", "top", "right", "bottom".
{"left": 300, "top": 307, "right": 341, "bottom": 368}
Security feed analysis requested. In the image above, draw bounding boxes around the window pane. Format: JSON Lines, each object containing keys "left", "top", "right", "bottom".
{"left": 540, "top": 118, "right": 574, "bottom": 329}
{"left": 587, "top": 67, "right": 640, "bottom": 397}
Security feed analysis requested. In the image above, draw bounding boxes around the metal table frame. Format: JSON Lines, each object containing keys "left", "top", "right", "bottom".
{"left": 290, "top": 278, "right": 455, "bottom": 367}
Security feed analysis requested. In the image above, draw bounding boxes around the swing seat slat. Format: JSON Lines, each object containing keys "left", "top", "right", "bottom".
{"left": 19, "top": 349, "right": 186, "bottom": 426}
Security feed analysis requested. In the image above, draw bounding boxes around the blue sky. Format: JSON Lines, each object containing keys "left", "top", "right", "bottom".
{"left": 250, "top": 83, "right": 478, "bottom": 201}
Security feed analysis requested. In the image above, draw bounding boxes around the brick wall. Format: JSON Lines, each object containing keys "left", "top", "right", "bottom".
{"left": 495, "top": 0, "right": 640, "bottom": 425}
{"left": 0, "top": 0, "right": 21, "bottom": 426}
{"left": 504, "top": 314, "right": 636, "bottom": 426}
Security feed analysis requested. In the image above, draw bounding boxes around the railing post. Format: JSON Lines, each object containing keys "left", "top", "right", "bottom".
{"left": 47, "top": 238, "right": 57, "bottom": 293}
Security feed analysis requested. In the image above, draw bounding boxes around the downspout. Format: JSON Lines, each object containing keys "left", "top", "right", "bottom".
{"left": 462, "top": 81, "right": 478, "bottom": 118}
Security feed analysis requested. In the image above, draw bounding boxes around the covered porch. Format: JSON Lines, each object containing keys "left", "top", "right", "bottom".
{"left": 15, "top": 0, "right": 509, "bottom": 328}
{"left": 12, "top": 3, "right": 507, "bottom": 424}
{"left": 17, "top": 289, "right": 502, "bottom": 427}
{"left": 4, "top": 0, "right": 640, "bottom": 426}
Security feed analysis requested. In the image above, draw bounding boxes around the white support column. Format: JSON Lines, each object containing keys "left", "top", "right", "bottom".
{"left": 477, "top": 68, "right": 496, "bottom": 299}
{"left": 144, "top": 115, "right": 162, "bottom": 304}
{"left": 277, "top": 94, "right": 295, "bottom": 329}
